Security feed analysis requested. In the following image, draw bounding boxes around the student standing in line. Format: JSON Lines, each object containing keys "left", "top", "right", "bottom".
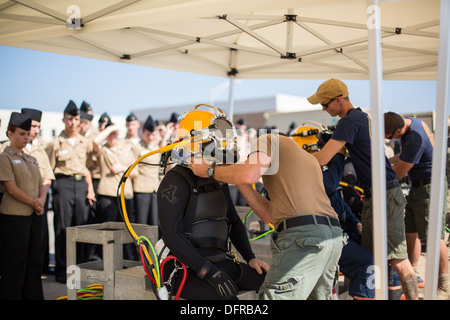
{"left": 20, "top": 108, "right": 55, "bottom": 274}
{"left": 0, "top": 112, "right": 46, "bottom": 299}
{"left": 132, "top": 116, "right": 161, "bottom": 226}
{"left": 94, "top": 123, "right": 138, "bottom": 224}
{"left": 45, "top": 101, "right": 96, "bottom": 283}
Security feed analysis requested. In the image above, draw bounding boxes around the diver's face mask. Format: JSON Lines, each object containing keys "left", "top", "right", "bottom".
{"left": 165, "top": 104, "right": 240, "bottom": 166}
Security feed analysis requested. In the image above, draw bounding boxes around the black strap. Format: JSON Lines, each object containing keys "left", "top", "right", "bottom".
{"left": 277, "top": 215, "right": 340, "bottom": 232}
{"left": 169, "top": 165, "right": 224, "bottom": 236}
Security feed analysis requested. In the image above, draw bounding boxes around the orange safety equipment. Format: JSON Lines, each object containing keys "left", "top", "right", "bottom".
{"left": 291, "top": 125, "right": 321, "bottom": 152}
{"left": 170, "top": 104, "right": 239, "bottom": 165}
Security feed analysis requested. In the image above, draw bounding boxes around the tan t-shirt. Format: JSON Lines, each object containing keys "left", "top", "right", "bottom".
{"left": 250, "top": 133, "right": 337, "bottom": 229}
{"left": 84, "top": 129, "right": 101, "bottom": 180}
{"left": 0, "top": 146, "right": 43, "bottom": 216}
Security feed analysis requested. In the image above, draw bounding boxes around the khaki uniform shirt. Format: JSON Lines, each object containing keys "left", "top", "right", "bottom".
{"left": 46, "top": 131, "right": 91, "bottom": 176}
{"left": 20, "top": 138, "right": 55, "bottom": 181}
{"left": 97, "top": 140, "right": 136, "bottom": 199}
{"left": 0, "top": 146, "right": 43, "bottom": 216}
{"left": 250, "top": 134, "right": 337, "bottom": 229}
{"left": 131, "top": 141, "right": 161, "bottom": 193}
{"left": 84, "top": 129, "right": 101, "bottom": 180}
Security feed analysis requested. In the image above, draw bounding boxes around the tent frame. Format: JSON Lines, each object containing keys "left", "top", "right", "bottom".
{"left": 424, "top": 0, "right": 450, "bottom": 301}
{"left": 1, "top": 0, "right": 448, "bottom": 300}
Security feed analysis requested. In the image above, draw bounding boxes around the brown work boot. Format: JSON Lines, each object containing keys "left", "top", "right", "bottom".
{"left": 436, "top": 273, "right": 450, "bottom": 300}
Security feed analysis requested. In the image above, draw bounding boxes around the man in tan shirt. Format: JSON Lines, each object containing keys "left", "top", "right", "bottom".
{"left": 132, "top": 116, "right": 161, "bottom": 226}
{"left": 45, "top": 101, "right": 96, "bottom": 283}
{"left": 189, "top": 132, "right": 343, "bottom": 300}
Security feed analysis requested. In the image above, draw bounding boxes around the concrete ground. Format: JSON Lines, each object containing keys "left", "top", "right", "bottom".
{"left": 42, "top": 210, "right": 66, "bottom": 300}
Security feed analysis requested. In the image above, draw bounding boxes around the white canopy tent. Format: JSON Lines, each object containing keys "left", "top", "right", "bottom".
{"left": 1, "top": 0, "right": 448, "bottom": 300}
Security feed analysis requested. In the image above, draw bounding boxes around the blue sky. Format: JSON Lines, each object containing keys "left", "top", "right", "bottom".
{"left": 0, "top": 45, "right": 438, "bottom": 117}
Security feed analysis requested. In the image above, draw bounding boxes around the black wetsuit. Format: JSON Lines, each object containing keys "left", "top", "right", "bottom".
{"left": 157, "top": 165, "right": 265, "bottom": 300}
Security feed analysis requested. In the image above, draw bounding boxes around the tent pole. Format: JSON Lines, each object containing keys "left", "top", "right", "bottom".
{"left": 228, "top": 48, "right": 237, "bottom": 121}
{"left": 228, "top": 75, "right": 235, "bottom": 121}
{"left": 367, "top": 0, "right": 388, "bottom": 300}
{"left": 424, "top": 0, "right": 450, "bottom": 300}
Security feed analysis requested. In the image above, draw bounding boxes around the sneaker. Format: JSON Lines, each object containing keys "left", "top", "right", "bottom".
{"left": 353, "top": 295, "right": 374, "bottom": 300}
{"left": 388, "top": 285, "right": 403, "bottom": 300}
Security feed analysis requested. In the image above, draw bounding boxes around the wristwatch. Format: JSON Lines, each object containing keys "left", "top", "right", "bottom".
{"left": 207, "top": 162, "right": 216, "bottom": 179}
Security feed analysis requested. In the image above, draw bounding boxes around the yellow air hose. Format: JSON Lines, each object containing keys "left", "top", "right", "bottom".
{"left": 118, "top": 135, "right": 201, "bottom": 289}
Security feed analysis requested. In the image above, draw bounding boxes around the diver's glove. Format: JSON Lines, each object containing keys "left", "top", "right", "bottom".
{"left": 197, "top": 261, "right": 238, "bottom": 299}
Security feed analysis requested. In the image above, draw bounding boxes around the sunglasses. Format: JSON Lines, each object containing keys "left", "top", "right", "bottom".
{"left": 321, "top": 95, "right": 343, "bottom": 109}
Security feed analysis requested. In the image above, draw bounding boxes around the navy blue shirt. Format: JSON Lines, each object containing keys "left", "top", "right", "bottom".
{"left": 331, "top": 108, "right": 396, "bottom": 188}
{"left": 399, "top": 117, "right": 433, "bottom": 182}
{"left": 323, "top": 153, "right": 361, "bottom": 229}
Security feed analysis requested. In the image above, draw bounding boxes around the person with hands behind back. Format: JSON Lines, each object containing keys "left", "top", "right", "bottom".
{"left": 0, "top": 112, "right": 46, "bottom": 300}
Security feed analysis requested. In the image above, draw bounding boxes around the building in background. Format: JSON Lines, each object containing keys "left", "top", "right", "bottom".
{"left": 131, "top": 94, "right": 337, "bottom": 132}
{"left": 1, "top": 99, "right": 445, "bottom": 143}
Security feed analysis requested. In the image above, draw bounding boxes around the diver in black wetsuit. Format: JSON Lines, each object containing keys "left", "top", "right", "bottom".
{"left": 157, "top": 105, "right": 268, "bottom": 300}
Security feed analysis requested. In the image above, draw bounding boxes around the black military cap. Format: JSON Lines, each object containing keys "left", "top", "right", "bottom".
{"left": 80, "top": 101, "right": 92, "bottom": 113}
{"left": 64, "top": 100, "right": 79, "bottom": 116}
{"left": 169, "top": 112, "right": 179, "bottom": 123}
{"left": 143, "top": 115, "right": 155, "bottom": 132}
{"left": 98, "top": 112, "right": 111, "bottom": 124}
{"left": 235, "top": 118, "right": 244, "bottom": 126}
{"left": 9, "top": 112, "right": 32, "bottom": 130}
{"left": 126, "top": 112, "right": 138, "bottom": 122}
{"left": 21, "top": 108, "right": 42, "bottom": 122}
{"left": 80, "top": 110, "right": 93, "bottom": 121}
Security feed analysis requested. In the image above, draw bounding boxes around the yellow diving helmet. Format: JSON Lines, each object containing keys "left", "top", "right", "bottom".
{"left": 170, "top": 104, "right": 239, "bottom": 165}
{"left": 291, "top": 121, "right": 331, "bottom": 152}
{"left": 291, "top": 125, "right": 321, "bottom": 152}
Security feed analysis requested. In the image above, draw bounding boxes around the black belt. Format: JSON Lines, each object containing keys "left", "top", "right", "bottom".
{"left": 55, "top": 174, "right": 85, "bottom": 181}
{"left": 411, "top": 179, "right": 431, "bottom": 187}
{"left": 276, "top": 215, "right": 340, "bottom": 232}
{"left": 364, "top": 179, "right": 400, "bottom": 198}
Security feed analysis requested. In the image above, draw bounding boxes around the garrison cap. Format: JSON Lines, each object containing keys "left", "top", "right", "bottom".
{"left": 21, "top": 108, "right": 42, "bottom": 122}
{"left": 80, "top": 101, "right": 92, "bottom": 113}
{"left": 235, "top": 118, "right": 244, "bottom": 126}
{"left": 80, "top": 110, "right": 94, "bottom": 121}
{"left": 126, "top": 112, "right": 138, "bottom": 122}
{"left": 99, "top": 112, "right": 112, "bottom": 124}
{"left": 64, "top": 100, "right": 79, "bottom": 116}
{"left": 169, "top": 112, "right": 179, "bottom": 124}
{"left": 143, "top": 115, "right": 155, "bottom": 132}
{"left": 9, "top": 112, "right": 32, "bottom": 130}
